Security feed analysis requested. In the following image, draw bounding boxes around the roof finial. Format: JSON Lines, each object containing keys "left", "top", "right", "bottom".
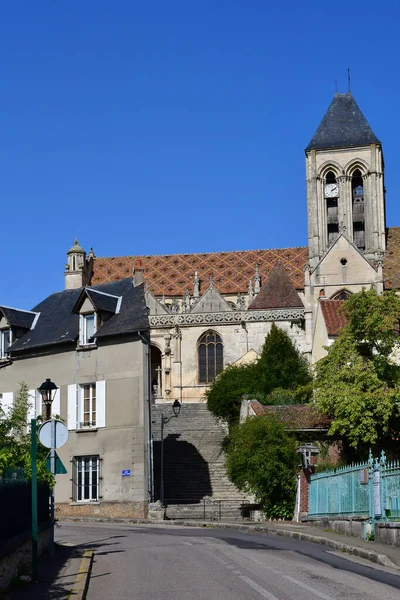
{"left": 248, "top": 279, "right": 254, "bottom": 304}
{"left": 209, "top": 273, "right": 214, "bottom": 289}
{"left": 348, "top": 66, "right": 351, "bottom": 93}
{"left": 335, "top": 79, "right": 338, "bottom": 94}
{"left": 254, "top": 264, "right": 261, "bottom": 294}
{"left": 193, "top": 270, "right": 200, "bottom": 298}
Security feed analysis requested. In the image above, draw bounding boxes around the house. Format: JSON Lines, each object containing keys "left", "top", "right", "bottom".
{"left": 0, "top": 262, "right": 151, "bottom": 519}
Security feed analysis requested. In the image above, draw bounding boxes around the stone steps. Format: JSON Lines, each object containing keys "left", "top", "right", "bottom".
{"left": 151, "top": 403, "right": 247, "bottom": 511}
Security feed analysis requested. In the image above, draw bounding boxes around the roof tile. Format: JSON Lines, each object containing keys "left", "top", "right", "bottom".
{"left": 250, "top": 401, "right": 331, "bottom": 430}
{"left": 320, "top": 300, "right": 348, "bottom": 336}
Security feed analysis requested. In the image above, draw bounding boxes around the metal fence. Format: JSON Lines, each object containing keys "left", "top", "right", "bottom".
{"left": 381, "top": 459, "right": 400, "bottom": 520}
{"left": 164, "top": 498, "right": 255, "bottom": 521}
{"left": 308, "top": 451, "right": 400, "bottom": 521}
{"left": 0, "top": 472, "right": 50, "bottom": 544}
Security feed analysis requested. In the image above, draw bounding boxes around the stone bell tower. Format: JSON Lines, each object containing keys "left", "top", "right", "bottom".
{"left": 64, "top": 239, "right": 94, "bottom": 289}
{"left": 305, "top": 92, "right": 386, "bottom": 268}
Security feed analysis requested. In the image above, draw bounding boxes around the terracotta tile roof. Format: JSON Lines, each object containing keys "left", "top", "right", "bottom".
{"left": 320, "top": 300, "right": 348, "bottom": 336}
{"left": 384, "top": 227, "right": 400, "bottom": 289}
{"left": 248, "top": 262, "right": 304, "bottom": 310}
{"left": 91, "top": 247, "right": 308, "bottom": 296}
{"left": 250, "top": 401, "right": 331, "bottom": 430}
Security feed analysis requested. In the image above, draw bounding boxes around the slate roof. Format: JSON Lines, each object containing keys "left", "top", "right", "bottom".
{"left": 320, "top": 300, "right": 348, "bottom": 336}
{"left": 250, "top": 401, "right": 331, "bottom": 430}
{"left": 305, "top": 93, "right": 380, "bottom": 152}
{"left": 91, "top": 247, "right": 309, "bottom": 295}
{"left": 85, "top": 288, "right": 120, "bottom": 314}
{"left": 0, "top": 306, "right": 38, "bottom": 330}
{"left": 248, "top": 262, "right": 304, "bottom": 310}
{"left": 9, "top": 279, "right": 148, "bottom": 354}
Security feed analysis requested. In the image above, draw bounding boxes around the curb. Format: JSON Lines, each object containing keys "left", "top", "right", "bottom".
{"left": 155, "top": 520, "right": 399, "bottom": 570}
{"left": 70, "top": 549, "right": 93, "bottom": 600}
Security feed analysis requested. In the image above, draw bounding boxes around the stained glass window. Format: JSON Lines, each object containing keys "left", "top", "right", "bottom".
{"left": 198, "top": 331, "right": 223, "bottom": 383}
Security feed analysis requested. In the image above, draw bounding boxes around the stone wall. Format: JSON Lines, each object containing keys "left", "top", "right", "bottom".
{"left": 56, "top": 501, "right": 147, "bottom": 519}
{"left": 375, "top": 522, "right": 400, "bottom": 547}
{"left": 0, "top": 527, "right": 50, "bottom": 592}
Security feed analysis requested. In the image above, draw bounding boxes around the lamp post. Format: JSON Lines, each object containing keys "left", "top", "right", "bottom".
{"left": 39, "top": 378, "right": 58, "bottom": 421}
{"left": 160, "top": 399, "right": 181, "bottom": 506}
{"left": 38, "top": 378, "right": 58, "bottom": 556}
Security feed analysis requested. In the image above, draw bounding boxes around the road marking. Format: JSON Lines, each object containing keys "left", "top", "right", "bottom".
{"left": 279, "top": 574, "right": 334, "bottom": 600}
{"left": 239, "top": 575, "right": 281, "bottom": 600}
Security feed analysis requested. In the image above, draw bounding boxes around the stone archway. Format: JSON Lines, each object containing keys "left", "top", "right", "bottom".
{"left": 150, "top": 345, "right": 162, "bottom": 401}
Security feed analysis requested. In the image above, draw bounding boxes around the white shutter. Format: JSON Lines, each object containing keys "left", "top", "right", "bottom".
{"left": 96, "top": 380, "right": 106, "bottom": 428}
{"left": 35, "top": 390, "right": 42, "bottom": 418}
{"left": 27, "top": 390, "right": 36, "bottom": 429}
{"left": 67, "top": 384, "right": 78, "bottom": 430}
{"left": 0, "top": 392, "right": 13, "bottom": 417}
{"left": 52, "top": 388, "right": 61, "bottom": 417}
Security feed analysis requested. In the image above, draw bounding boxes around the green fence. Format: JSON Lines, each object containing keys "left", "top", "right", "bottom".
{"left": 381, "top": 459, "right": 400, "bottom": 520}
{"left": 308, "top": 452, "right": 400, "bottom": 521}
{"left": 0, "top": 471, "right": 50, "bottom": 544}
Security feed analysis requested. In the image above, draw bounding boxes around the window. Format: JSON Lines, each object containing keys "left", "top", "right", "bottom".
{"left": 198, "top": 331, "right": 223, "bottom": 383}
{"left": 80, "top": 313, "right": 96, "bottom": 345}
{"left": 324, "top": 171, "right": 339, "bottom": 245}
{"left": 0, "top": 329, "right": 12, "bottom": 358}
{"left": 67, "top": 381, "right": 106, "bottom": 430}
{"left": 79, "top": 384, "right": 96, "bottom": 428}
{"left": 331, "top": 289, "right": 352, "bottom": 300}
{"left": 72, "top": 456, "right": 100, "bottom": 502}
{"left": 352, "top": 169, "right": 365, "bottom": 250}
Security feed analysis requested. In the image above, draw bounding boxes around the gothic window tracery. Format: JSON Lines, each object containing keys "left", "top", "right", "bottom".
{"left": 198, "top": 330, "right": 223, "bottom": 384}
{"left": 331, "top": 289, "right": 352, "bottom": 300}
{"left": 351, "top": 169, "right": 365, "bottom": 250}
{"left": 324, "top": 170, "right": 339, "bottom": 245}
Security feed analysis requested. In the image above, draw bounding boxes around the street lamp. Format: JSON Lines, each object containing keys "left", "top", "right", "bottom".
{"left": 160, "top": 400, "right": 181, "bottom": 506}
{"left": 37, "top": 378, "right": 58, "bottom": 557}
{"left": 38, "top": 378, "right": 58, "bottom": 420}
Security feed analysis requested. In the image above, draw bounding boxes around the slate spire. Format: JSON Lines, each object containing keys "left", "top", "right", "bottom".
{"left": 305, "top": 93, "right": 380, "bottom": 152}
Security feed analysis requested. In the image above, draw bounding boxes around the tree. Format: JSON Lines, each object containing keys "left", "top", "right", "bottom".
{"left": 314, "top": 288, "right": 400, "bottom": 458}
{"left": 225, "top": 415, "right": 298, "bottom": 518}
{"left": 206, "top": 323, "right": 311, "bottom": 423}
{"left": 0, "top": 382, "right": 51, "bottom": 483}
{"left": 257, "top": 323, "right": 311, "bottom": 396}
{"left": 206, "top": 362, "right": 258, "bottom": 425}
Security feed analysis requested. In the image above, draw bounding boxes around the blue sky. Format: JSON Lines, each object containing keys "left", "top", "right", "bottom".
{"left": 1, "top": 1, "right": 399, "bottom": 308}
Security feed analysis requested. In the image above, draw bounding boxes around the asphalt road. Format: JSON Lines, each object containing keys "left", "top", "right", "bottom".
{"left": 57, "top": 522, "right": 400, "bottom": 600}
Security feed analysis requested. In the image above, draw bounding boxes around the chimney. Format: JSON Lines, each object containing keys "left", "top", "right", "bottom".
{"left": 133, "top": 259, "right": 144, "bottom": 286}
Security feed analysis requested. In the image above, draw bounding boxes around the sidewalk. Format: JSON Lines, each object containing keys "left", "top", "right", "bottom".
{"left": 2, "top": 544, "right": 92, "bottom": 600}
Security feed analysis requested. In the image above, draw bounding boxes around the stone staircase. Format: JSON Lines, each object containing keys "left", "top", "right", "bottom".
{"left": 151, "top": 403, "right": 249, "bottom": 519}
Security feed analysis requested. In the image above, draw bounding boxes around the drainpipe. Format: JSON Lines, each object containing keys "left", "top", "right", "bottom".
{"left": 138, "top": 330, "right": 153, "bottom": 503}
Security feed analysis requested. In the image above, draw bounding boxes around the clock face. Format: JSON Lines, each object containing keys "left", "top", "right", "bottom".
{"left": 325, "top": 183, "right": 339, "bottom": 198}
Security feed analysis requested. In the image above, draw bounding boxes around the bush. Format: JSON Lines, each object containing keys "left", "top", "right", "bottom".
{"left": 225, "top": 415, "right": 298, "bottom": 518}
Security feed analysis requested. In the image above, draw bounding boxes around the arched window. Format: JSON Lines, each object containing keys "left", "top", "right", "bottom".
{"left": 324, "top": 170, "right": 339, "bottom": 245}
{"left": 198, "top": 331, "right": 223, "bottom": 383}
{"left": 352, "top": 169, "right": 365, "bottom": 250}
{"left": 331, "top": 289, "right": 352, "bottom": 300}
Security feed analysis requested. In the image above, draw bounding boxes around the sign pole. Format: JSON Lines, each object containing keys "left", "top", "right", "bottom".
{"left": 31, "top": 419, "right": 38, "bottom": 582}
{"left": 50, "top": 418, "right": 56, "bottom": 556}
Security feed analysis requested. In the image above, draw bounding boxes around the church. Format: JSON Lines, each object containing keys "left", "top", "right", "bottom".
{"left": 1, "top": 92, "right": 400, "bottom": 517}
{"left": 63, "top": 91, "right": 400, "bottom": 400}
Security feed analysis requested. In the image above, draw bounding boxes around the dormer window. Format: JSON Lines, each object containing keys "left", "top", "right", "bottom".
{"left": 80, "top": 313, "right": 97, "bottom": 346}
{"left": 0, "top": 328, "right": 12, "bottom": 358}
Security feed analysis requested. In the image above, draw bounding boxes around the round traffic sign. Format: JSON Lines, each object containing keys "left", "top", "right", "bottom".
{"left": 38, "top": 420, "right": 69, "bottom": 449}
